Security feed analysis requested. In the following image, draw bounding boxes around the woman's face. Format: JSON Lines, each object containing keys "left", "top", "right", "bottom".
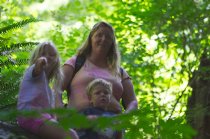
{"left": 91, "top": 26, "right": 113, "bottom": 56}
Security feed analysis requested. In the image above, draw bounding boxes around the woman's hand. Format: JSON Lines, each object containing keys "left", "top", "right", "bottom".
{"left": 107, "top": 95, "right": 122, "bottom": 114}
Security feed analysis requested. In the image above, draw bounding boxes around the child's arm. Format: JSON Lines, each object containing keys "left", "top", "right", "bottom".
{"left": 32, "top": 57, "right": 47, "bottom": 77}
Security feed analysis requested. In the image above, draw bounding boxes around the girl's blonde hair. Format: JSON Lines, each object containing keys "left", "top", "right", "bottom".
{"left": 29, "top": 42, "right": 63, "bottom": 96}
{"left": 86, "top": 78, "right": 112, "bottom": 99}
{"left": 77, "top": 21, "right": 121, "bottom": 75}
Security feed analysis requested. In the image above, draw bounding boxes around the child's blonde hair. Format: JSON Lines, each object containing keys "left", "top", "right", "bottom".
{"left": 29, "top": 41, "right": 63, "bottom": 95}
{"left": 86, "top": 78, "right": 112, "bottom": 99}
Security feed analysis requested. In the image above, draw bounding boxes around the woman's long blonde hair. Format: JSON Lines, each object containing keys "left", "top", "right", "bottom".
{"left": 77, "top": 21, "right": 121, "bottom": 75}
{"left": 29, "top": 42, "right": 63, "bottom": 96}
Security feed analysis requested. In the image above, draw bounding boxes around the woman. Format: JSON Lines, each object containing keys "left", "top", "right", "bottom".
{"left": 62, "top": 21, "right": 138, "bottom": 113}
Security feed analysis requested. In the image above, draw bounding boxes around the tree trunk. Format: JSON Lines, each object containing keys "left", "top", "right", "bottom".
{"left": 186, "top": 53, "right": 210, "bottom": 139}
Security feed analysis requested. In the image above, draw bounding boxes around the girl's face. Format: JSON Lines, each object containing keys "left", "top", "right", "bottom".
{"left": 90, "top": 85, "right": 111, "bottom": 109}
{"left": 91, "top": 26, "right": 113, "bottom": 56}
{"left": 42, "top": 45, "right": 58, "bottom": 69}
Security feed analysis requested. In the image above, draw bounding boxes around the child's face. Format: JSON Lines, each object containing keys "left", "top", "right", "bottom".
{"left": 90, "top": 85, "right": 111, "bottom": 109}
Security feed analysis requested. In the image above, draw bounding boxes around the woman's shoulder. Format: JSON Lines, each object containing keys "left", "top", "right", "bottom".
{"left": 120, "top": 67, "right": 131, "bottom": 82}
{"left": 65, "top": 55, "right": 77, "bottom": 63}
{"left": 64, "top": 55, "right": 77, "bottom": 67}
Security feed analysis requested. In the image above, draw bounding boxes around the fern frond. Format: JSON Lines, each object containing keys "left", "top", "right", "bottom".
{"left": 0, "top": 102, "right": 17, "bottom": 110}
{"left": 0, "top": 18, "right": 40, "bottom": 111}
{"left": 0, "top": 82, "right": 18, "bottom": 92}
{"left": 0, "top": 36, "right": 9, "bottom": 42}
{"left": 0, "top": 58, "right": 29, "bottom": 67}
{"left": 0, "top": 18, "right": 40, "bottom": 35}
{"left": 0, "top": 42, "right": 39, "bottom": 55}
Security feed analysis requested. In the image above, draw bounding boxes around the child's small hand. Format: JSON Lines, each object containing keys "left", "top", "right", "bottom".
{"left": 33, "top": 57, "right": 48, "bottom": 77}
{"left": 87, "top": 115, "right": 98, "bottom": 120}
{"left": 36, "top": 57, "right": 47, "bottom": 68}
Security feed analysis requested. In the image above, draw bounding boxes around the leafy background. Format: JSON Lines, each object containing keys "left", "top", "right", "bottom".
{"left": 1, "top": 0, "right": 210, "bottom": 138}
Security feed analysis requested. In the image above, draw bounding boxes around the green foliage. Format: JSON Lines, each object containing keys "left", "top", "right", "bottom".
{"left": 0, "top": 18, "right": 40, "bottom": 34}
{"left": 0, "top": 18, "right": 39, "bottom": 109}
{"left": 0, "top": 108, "right": 195, "bottom": 139}
{"left": 1, "top": 0, "right": 209, "bottom": 138}
{"left": 159, "top": 118, "right": 196, "bottom": 139}
{"left": 108, "top": 0, "right": 209, "bottom": 119}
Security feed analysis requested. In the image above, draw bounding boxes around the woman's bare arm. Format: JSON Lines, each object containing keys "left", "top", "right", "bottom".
{"left": 62, "top": 65, "right": 74, "bottom": 91}
{"left": 55, "top": 65, "right": 74, "bottom": 107}
{"left": 121, "top": 71, "right": 138, "bottom": 113}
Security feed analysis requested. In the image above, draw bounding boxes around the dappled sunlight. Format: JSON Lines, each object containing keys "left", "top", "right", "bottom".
{"left": 28, "top": 0, "right": 69, "bottom": 13}
{"left": 1, "top": 0, "right": 208, "bottom": 138}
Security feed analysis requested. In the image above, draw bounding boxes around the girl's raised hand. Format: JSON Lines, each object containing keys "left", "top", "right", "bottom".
{"left": 36, "top": 57, "right": 48, "bottom": 68}
{"left": 32, "top": 57, "right": 48, "bottom": 77}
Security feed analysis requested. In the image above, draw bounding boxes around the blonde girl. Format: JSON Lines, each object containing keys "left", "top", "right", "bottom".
{"left": 17, "top": 42, "right": 78, "bottom": 139}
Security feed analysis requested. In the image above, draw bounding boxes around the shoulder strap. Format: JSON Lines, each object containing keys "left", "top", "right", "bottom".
{"left": 66, "top": 55, "right": 86, "bottom": 101}
{"left": 73, "top": 55, "right": 86, "bottom": 77}
{"left": 120, "top": 67, "right": 123, "bottom": 78}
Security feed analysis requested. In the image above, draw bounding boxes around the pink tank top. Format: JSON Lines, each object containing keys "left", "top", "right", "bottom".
{"left": 64, "top": 56, "right": 130, "bottom": 110}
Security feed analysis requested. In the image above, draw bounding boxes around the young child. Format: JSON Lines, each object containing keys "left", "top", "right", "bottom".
{"left": 78, "top": 78, "right": 122, "bottom": 139}
{"left": 17, "top": 42, "right": 78, "bottom": 139}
